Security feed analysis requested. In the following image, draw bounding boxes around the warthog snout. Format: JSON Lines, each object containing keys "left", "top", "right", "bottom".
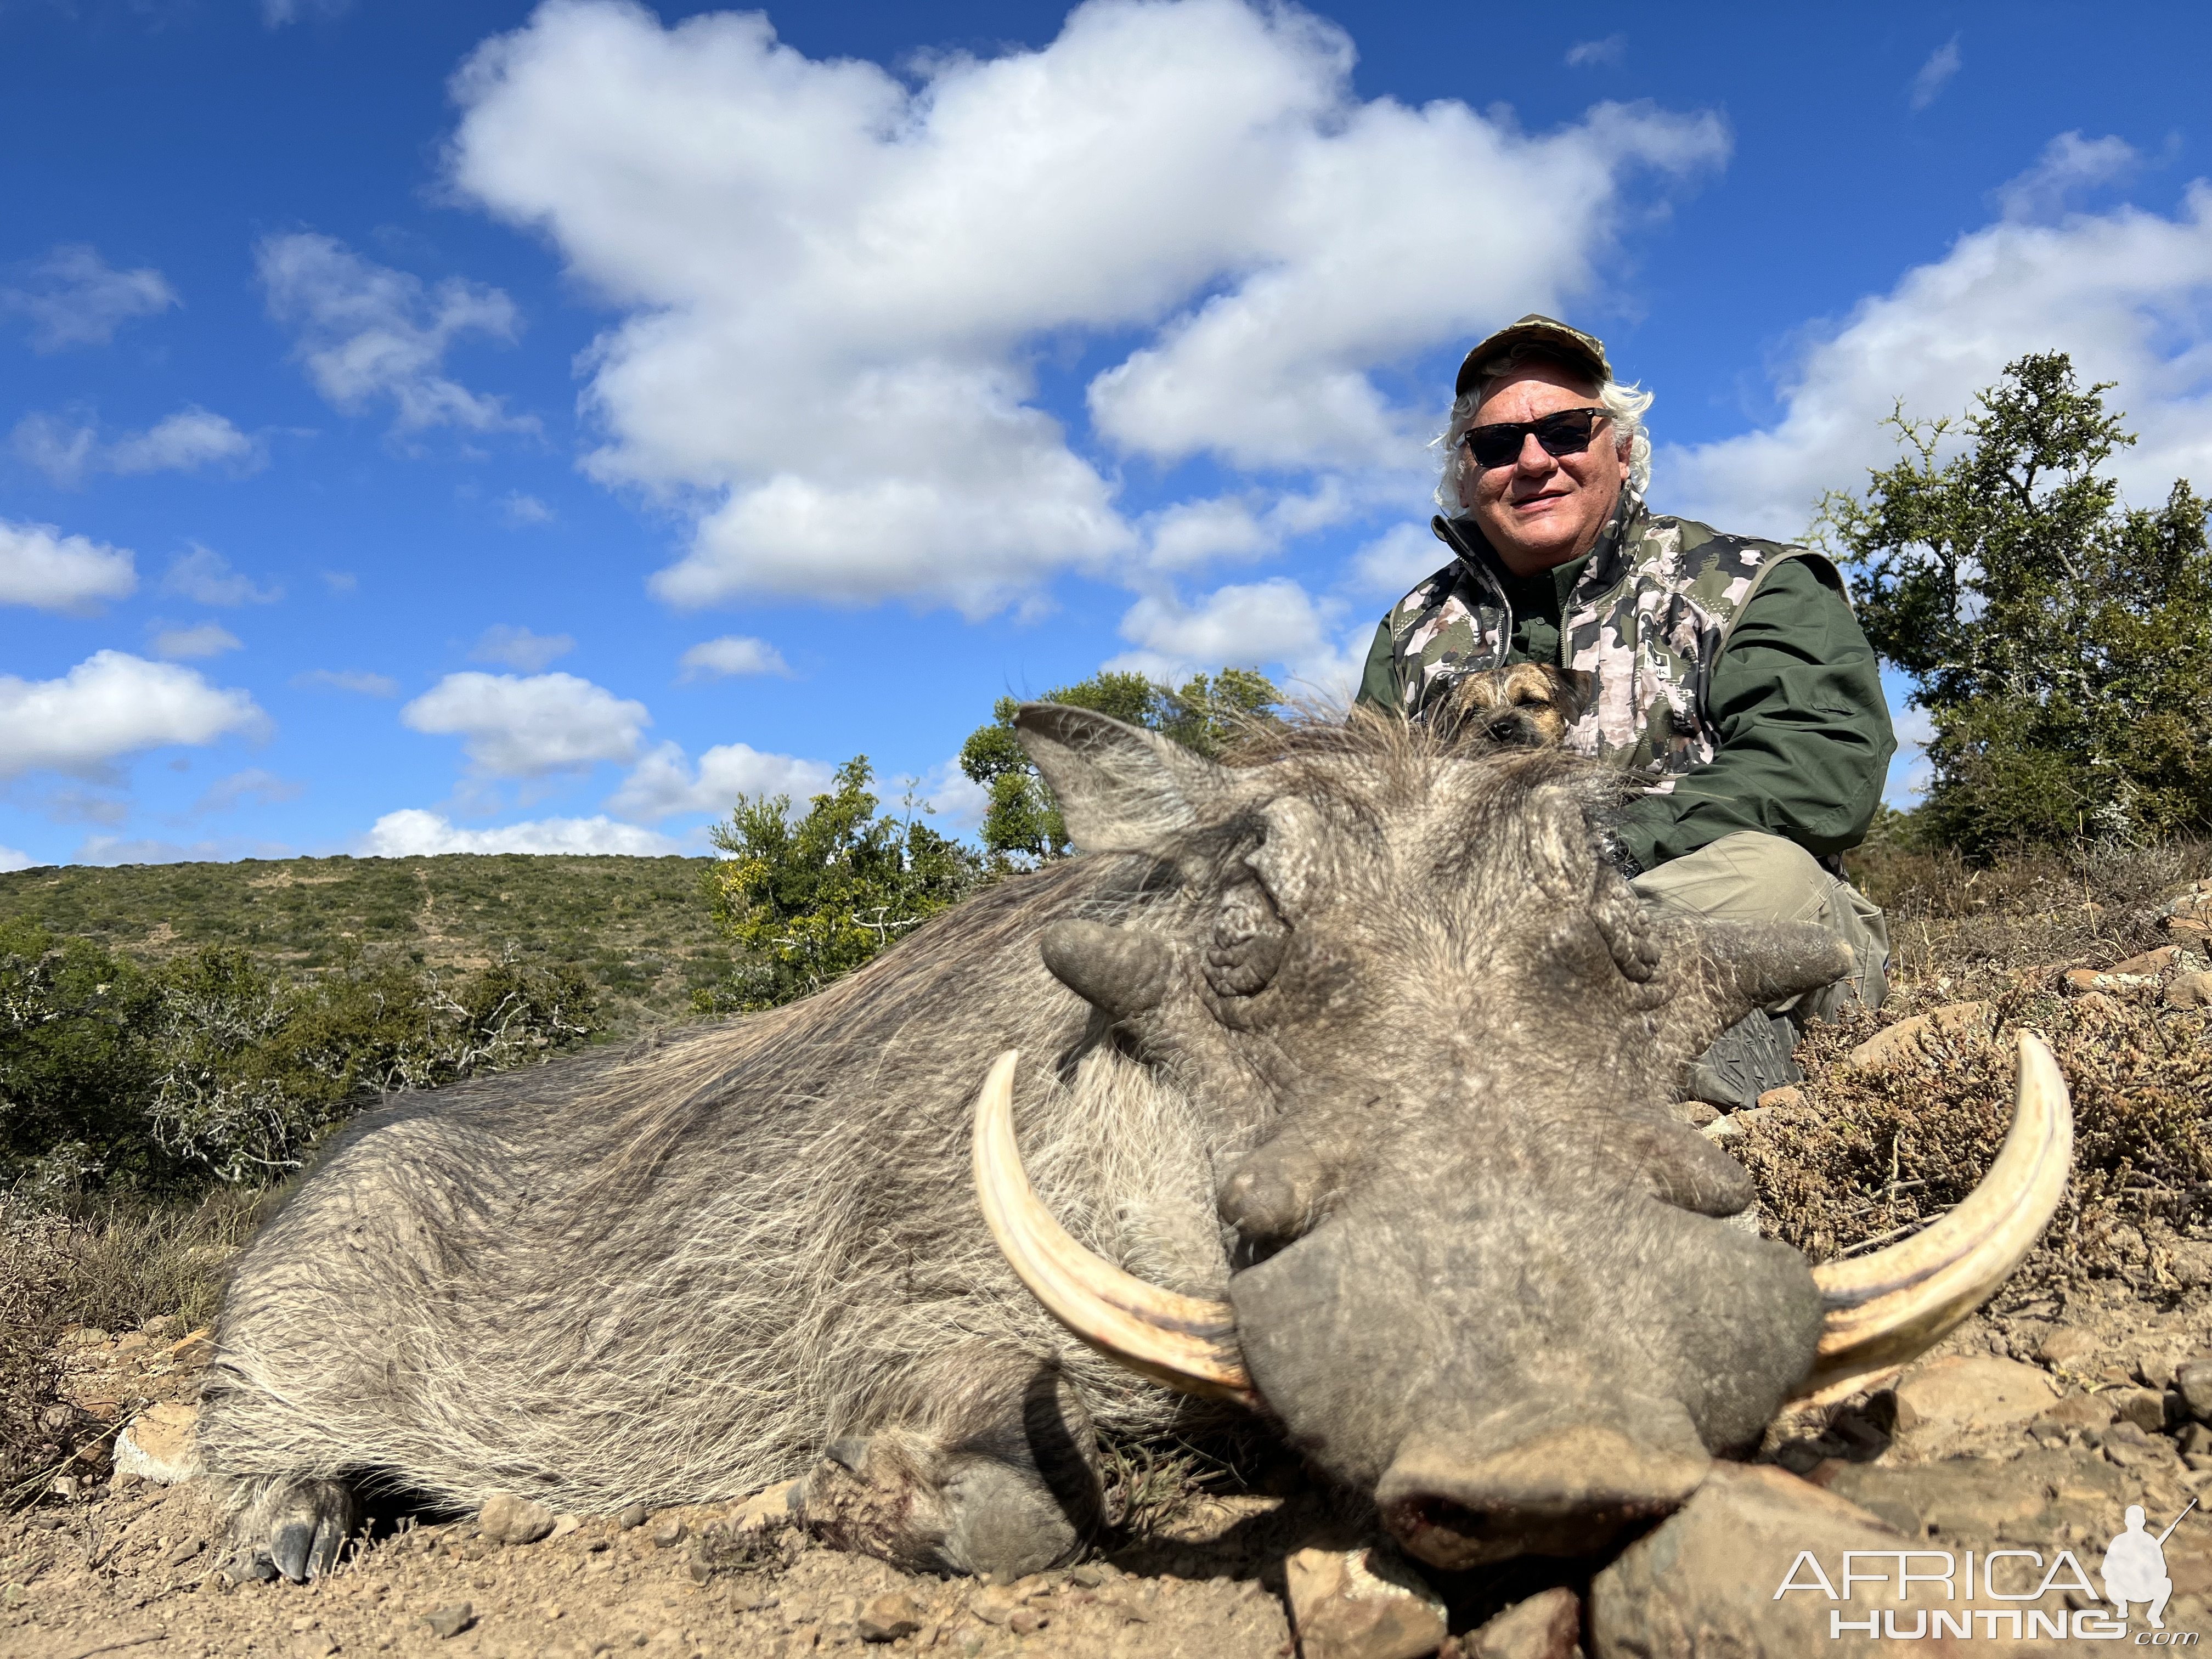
{"left": 1375, "top": 1410, "right": 1711, "bottom": 1570}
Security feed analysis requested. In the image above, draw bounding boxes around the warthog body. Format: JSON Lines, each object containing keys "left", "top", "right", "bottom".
{"left": 201, "top": 707, "right": 2032, "bottom": 1590}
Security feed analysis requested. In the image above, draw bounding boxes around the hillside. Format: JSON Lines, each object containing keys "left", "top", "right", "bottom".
{"left": 0, "top": 853, "right": 732, "bottom": 1035}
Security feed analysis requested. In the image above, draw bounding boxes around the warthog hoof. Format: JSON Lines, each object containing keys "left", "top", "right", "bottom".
{"left": 227, "top": 1476, "right": 359, "bottom": 1584}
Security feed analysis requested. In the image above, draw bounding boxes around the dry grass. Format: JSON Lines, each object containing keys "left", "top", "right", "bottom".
{"left": 0, "top": 1188, "right": 264, "bottom": 1505}
{"left": 1746, "top": 837, "right": 2212, "bottom": 1289}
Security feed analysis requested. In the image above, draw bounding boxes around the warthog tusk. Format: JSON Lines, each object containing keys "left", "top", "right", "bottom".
{"left": 970, "top": 1050, "right": 1256, "bottom": 1406}
{"left": 1795, "top": 1030, "right": 2072, "bottom": 1401}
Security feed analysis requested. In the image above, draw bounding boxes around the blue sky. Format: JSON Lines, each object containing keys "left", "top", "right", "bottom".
{"left": 4, "top": 0, "right": 2211, "bottom": 868}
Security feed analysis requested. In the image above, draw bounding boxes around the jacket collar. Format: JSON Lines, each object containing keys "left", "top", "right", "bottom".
{"left": 1431, "top": 481, "right": 1646, "bottom": 604}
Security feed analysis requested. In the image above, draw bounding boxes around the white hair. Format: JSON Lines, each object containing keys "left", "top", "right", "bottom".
{"left": 1431, "top": 345, "right": 1653, "bottom": 512}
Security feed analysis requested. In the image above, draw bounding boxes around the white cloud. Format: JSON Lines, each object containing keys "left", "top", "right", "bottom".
{"left": 1346, "top": 520, "right": 1445, "bottom": 596}
{"left": 323, "top": 571, "right": 358, "bottom": 594}
{"left": 0, "top": 845, "right": 31, "bottom": 873}
{"left": 12, "top": 407, "right": 261, "bottom": 488}
{"left": 0, "top": 245, "right": 177, "bottom": 352}
{"left": 1565, "top": 35, "right": 1625, "bottom": 69}
{"left": 401, "top": 671, "right": 648, "bottom": 777}
{"left": 1662, "top": 178, "right": 2212, "bottom": 540}
{"left": 257, "top": 232, "right": 532, "bottom": 435}
{"left": 1885, "top": 699, "right": 1936, "bottom": 808}
{"left": 196, "top": 768, "right": 303, "bottom": 812}
{"left": 678, "top": 635, "right": 790, "bottom": 680}
{"left": 294, "top": 668, "right": 399, "bottom": 696}
{"left": 163, "top": 545, "right": 282, "bottom": 606}
{"left": 605, "top": 740, "right": 833, "bottom": 822}
{"left": 1909, "top": 37, "right": 1961, "bottom": 111}
{"left": 471, "top": 623, "right": 574, "bottom": 671}
{"left": 151, "top": 622, "right": 242, "bottom": 661}
{"left": 500, "top": 490, "right": 555, "bottom": 525}
{"left": 360, "top": 808, "right": 679, "bottom": 857}
{"left": 1995, "top": 132, "right": 2139, "bottom": 222}
{"left": 263, "top": 0, "right": 353, "bottom": 25}
{"left": 918, "top": 759, "right": 990, "bottom": 833}
{"left": 447, "top": 0, "right": 1725, "bottom": 616}
{"left": 1105, "top": 575, "right": 1362, "bottom": 701}
{"left": 0, "top": 651, "right": 265, "bottom": 781}
{"left": 0, "top": 520, "right": 136, "bottom": 613}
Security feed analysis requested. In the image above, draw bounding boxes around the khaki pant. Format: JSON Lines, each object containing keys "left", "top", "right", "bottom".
{"left": 1630, "top": 831, "right": 1889, "bottom": 1023}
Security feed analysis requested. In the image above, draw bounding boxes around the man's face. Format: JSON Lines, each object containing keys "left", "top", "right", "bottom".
{"left": 1459, "top": 360, "right": 1630, "bottom": 577}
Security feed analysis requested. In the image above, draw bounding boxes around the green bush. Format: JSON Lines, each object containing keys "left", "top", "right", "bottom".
{"left": 1819, "top": 352, "right": 2212, "bottom": 859}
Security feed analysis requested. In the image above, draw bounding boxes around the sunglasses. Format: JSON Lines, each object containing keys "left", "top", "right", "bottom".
{"left": 1460, "top": 407, "right": 1610, "bottom": 469}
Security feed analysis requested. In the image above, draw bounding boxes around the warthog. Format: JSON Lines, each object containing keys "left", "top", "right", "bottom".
{"left": 201, "top": 707, "right": 2068, "bottom": 1598}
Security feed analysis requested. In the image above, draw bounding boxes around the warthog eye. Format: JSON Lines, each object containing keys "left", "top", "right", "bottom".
{"left": 1204, "top": 879, "right": 1288, "bottom": 997}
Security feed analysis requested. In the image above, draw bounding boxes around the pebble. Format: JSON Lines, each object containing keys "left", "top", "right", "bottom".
{"left": 1282, "top": 1544, "right": 1447, "bottom": 1659}
{"left": 1894, "top": 1355, "right": 2055, "bottom": 1430}
{"left": 2109, "top": 1387, "right": 2171, "bottom": 1432}
{"left": 2169, "top": 972, "right": 2212, "bottom": 1008}
{"left": 1845, "top": 1001, "right": 1989, "bottom": 1070}
{"left": 424, "top": 1601, "right": 475, "bottom": 1638}
{"left": 478, "top": 1492, "right": 558, "bottom": 1545}
{"left": 617, "top": 1502, "right": 649, "bottom": 1530}
{"left": 113, "top": 1401, "right": 202, "bottom": 1486}
{"left": 649, "top": 1515, "right": 688, "bottom": 1550}
{"left": 1463, "top": 1585, "right": 1579, "bottom": 1659}
{"left": 2037, "top": 1326, "right": 2100, "bottom": 1368}
{"left": 2179, "top": 1356, "right": 2212, "bottom": 1423}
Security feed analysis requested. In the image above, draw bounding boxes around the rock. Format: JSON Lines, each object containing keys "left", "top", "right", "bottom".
{"left": 424, "top": 1602, "right": 474, "bottom": 1639}
{"left": 2108, "top": 1387, "right": 2171, "bottom": 1432}
{"left": 1006, "top": 1607, "right": 1048, "bottom": 1636}
{"left": 617, "top": 1502, "right": 648, "bottom": 1530}
{"left": 1464, "top": 1585, "right": 1579, "bottom": 1659}
{"left": 2114, "top": 945, "right": 2185, "bottom": 975}
{"left": 968, "top": 1584, "right": 1023, "bottom": 1626}
{"left": 2168, "top": 972, "right": 2212, "bottom": 1008}
{"left": 1282, "top": 1545, "right": 1447, "bottom": 1659}
{"left": 477, "top": 1492, "right": 557, "bottom": 1545}
{"left": 2177, "top": 1356, "right": 2212, "bottom": 1423}
{"left": 856, "top": 1591, "right": 923, "bottom": 1643}
{"left": 549, "top": 1514, "right": 580, "bottom": 1539}
{"left": 2036, "top": 1326, "right": 2100, "bottom": 1369}
{"left": 1755, "top": 1085, "right": 1805, "bottom": 1110}
{"left": 1845, "top": 1001, "right": 1989, "bottom": 1071}
{"left": 1668, "top": 1099, "right": 1719, "bottom": 1128}
{"left": 731, "top": 1478, "right": 801, "bottom": 1531}
{"left": 1893, "top": 1355, "right": 2055, "bottom": 1429}
{"left": 648, "top": 1514, "right": 687, "bottom": 1549}
{"left": 112, "top": 1400, "right": 202, "bottom": 1486}
{"left": 2035, "top": 1392, "right": 2116, "bottom": 1432}
{"left": 1824, "top": 1454, "right": 2055, "bottom": 1540}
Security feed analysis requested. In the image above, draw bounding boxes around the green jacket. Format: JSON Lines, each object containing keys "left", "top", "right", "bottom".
{"left": 1355, "top": 492, "right": 1895, "bottom": 873}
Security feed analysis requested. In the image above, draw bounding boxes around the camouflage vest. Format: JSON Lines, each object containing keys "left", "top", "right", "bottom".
{"left": 1379, "top": 489, "right": 1836, "bottom": 791}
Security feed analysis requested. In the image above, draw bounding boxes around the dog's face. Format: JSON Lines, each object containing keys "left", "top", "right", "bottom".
{"left": 1439, "top": 663, "right": 1594, "bottom": 747}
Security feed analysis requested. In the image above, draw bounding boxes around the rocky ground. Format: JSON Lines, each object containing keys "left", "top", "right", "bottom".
{"left": 5, "top": 874, "right": 2210, "bottom": 1659}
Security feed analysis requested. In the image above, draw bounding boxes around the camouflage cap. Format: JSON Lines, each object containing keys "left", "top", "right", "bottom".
{"left": 1453, "top": 314, "right": 1612, "bottom": 400}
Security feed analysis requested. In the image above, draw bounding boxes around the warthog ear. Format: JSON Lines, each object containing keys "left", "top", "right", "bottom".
{"left": 1015, "top": 703, "right": 1228, "bottom": 853}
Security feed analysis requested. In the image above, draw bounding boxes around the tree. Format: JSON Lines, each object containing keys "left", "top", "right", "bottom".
{"left": 1817, "top": 352, "right": 2212, "bottom": 858}
{"left": 698, "top": 758, "right": 981, "bottom": 1011}
{"left": 958, "top": 668, "right": 1283, "bottom": 866}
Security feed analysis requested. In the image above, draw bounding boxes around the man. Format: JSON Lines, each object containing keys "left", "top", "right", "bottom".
{"left": 1355, "top": 315, "right": 1894, "bottom": 1108}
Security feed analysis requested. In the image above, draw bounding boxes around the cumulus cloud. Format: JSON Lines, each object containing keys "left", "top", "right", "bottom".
{"left": 605, "top": 741, "right": 833, "bottom": 822}
{"left": 1994, "top": 132, "right": 2140, "bottom": 222}
{"left": 918, "top": 760, "right": 990, "bottom": 833}
{"left": 678, "top": 635, "right": 790, "bottom": 680}
{"left": 1662, "top": 178, "right": 2212, "bottom": 540}
{"left": 401, "top": 671, "right": 648, "bottom": 777}
{"left": 76, "top": 833, "right": 294, "bottom": 866}
{"left": 0, "top": 520, "right": 136, "bottom": 613}
{"left": 0, "top": 651, "right": 265, "bottom": 781}
{"left": 1565, "top": 35, "right": 1625, "bottom": 69}
{"left": 500, "top": 491, "right": 555, "bottom": 525}
{"left": 294, "top": 668, "right": 399, "bottom": 696}
{"left": 360, "top": 808, "right": 679, "bottom": 857}
{"left": 257, "top": 232, "right": 532, "bottom": 435}
{"left": 12, "top": 407, "right": 261, "bottom": 488}
{"left": 0, "top": 844, "right": 31, "bottom": 873}
{"left": 263, "top": 0, "right": 353, "bottom": 25}
{"left": 1105, "top": 576, "right": 1363, "bottom": 701}
{"left": 0, "top": 245, "right": 177, "bottom": 352}
{"left": 1909, "top": 37, "right": 1961, "bottom": 110}
{"left": 1885, "top": 699, "right": 1938, "bottom": 808}
{"left": 471, "top": 623, "right": 573, "bottom": 671}
{"left": 447, "top": 0, "right": 1725, "bottom": 615}
{"left": 151, "top": 622, "right": 242, "bottom": 661}
{"left": 1346, "top": 520, "right": 1446, "bottom": 597}
{"left": 163, "top": 545, "right": 281, "bottom": 606}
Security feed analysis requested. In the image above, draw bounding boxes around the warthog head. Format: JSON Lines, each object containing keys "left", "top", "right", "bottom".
{"left": 976, "top": 706, "right": 2069, "bottom": 1570}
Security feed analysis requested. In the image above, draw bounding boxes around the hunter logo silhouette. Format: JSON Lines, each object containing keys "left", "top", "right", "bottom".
{"left": 2104, "top": 1498, "right": 2195, "bottom": 1629}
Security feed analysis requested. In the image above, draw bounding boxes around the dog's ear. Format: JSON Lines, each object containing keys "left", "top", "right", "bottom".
{"left": 1556, "top": 667, "right": 1595, "bottom": 723}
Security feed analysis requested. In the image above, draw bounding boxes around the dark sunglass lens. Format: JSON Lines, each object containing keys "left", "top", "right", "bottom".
{"left": 1465, "top": 427, "right": 1523, "bottom": 466}
{"left": 1533, "top": 410, "right": 1599, "bottom": 455}
{"left": 1463, "top": 409, "right": 1603, "bottom": 467}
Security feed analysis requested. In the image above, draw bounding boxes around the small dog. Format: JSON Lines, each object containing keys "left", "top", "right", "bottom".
{"left": 1435, "top": 662, "right": 1594, "bottom": 748}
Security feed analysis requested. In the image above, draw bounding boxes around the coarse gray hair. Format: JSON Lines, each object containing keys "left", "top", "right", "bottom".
{"left": 1432, "top": 344, "right": 1654, "bottom": 512}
